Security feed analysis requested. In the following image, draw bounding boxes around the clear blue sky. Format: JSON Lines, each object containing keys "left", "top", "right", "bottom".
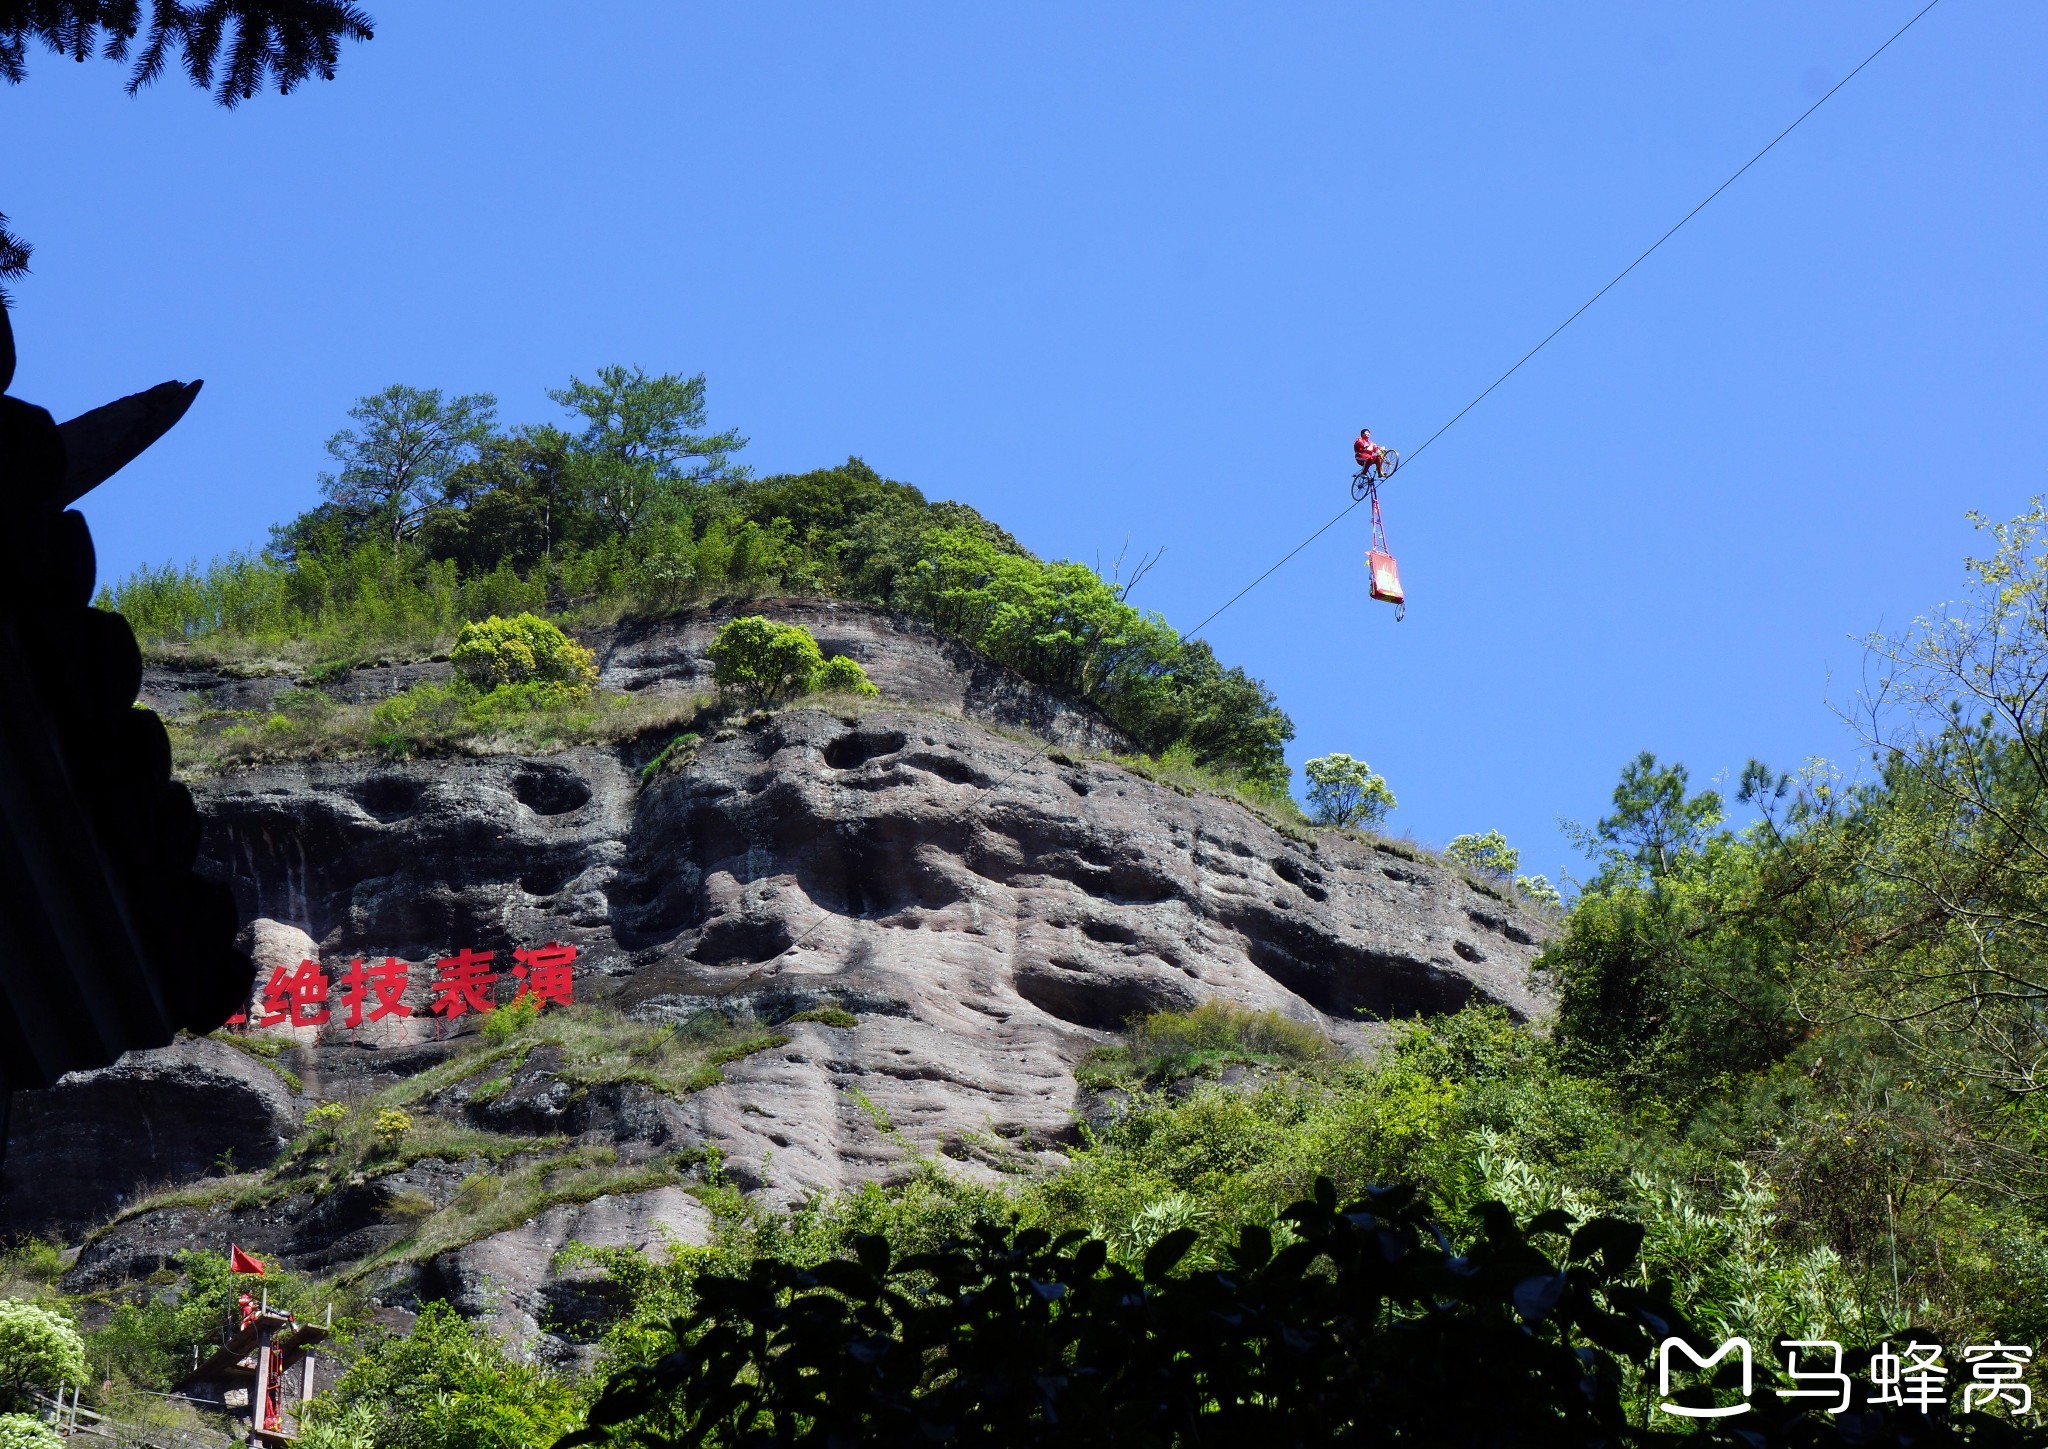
{"left": 7, "top": 2, "right": 2042, "bottom": 884}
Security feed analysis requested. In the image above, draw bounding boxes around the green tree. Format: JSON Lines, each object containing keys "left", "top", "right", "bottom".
{"left": 1445, "top": 829, "right": 1518, "bottom": 879}
{"left": 298, "top": 1302, "right": 575, "bottom": 1449}
{"left": 706, "top": 615, "right": 824, "bottom": 708}
{"left": 900, "top": 527, "right": 1294, "bottom": 788}
{"left": 1302, "top": 753, "right": 1396, "bottom": 829}
{"left": 422, "top": 426, "right": 598, "bottom": 571}
{"left": 1542, "top": 761, "right": 1804, "bottom": 1113}
{"left": 1590, "top": 752, "right": 1722, "bottom": 880}
{"left": 89, "top": 1251, "right": 333, "bottom": 1393}
{"left": 321, "top": 386, "right": 500, "bottom": 546}
{"left": 1149, "top": 643, "right": 1295, "bottom": 792}
{"left": 1841, "top": 500, "right": 2048, "bottom": 1098}
{"left": 550, "top": 367, "right": 748, "bottom": 538}
{"left": 0, "top": 1301, "right": 84, "bottom": 1409}
{"left": 739, "top": 457, "right": 929, "bottom": 539}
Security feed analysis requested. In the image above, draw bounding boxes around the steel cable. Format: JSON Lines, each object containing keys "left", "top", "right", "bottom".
{"left": 1183, "top": 0, "right": 1943, "bottom": 642}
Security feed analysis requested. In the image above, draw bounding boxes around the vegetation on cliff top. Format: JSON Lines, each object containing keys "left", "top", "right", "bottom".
{"left": 100, "top": 373, "right": 1295, "bottom": 787}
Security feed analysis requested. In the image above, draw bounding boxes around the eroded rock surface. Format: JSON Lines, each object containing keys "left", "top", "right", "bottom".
{"left": 0, "top": 1036, "right": 299, "bottom": 1238}
{"left": 12, "top": 605, "right": 1551, "bottom": 1349}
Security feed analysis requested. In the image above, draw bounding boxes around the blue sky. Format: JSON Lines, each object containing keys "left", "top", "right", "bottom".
{"left": 7, "top": 2, "right": 2042, "bottom": 883}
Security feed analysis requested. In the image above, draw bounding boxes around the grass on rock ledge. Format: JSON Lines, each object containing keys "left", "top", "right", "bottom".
{"left": 167, "top": 675, "right": 1322, "bottom": 864}
{"left": 1076, "top": 1002, "right": 1343, "bottom": 1092}
{"left": 165, "top": 680, "right": 715, "bottom": 775}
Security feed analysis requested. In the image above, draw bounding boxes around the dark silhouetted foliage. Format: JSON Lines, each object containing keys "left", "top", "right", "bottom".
{"left": 0, "top": 1, "right": 374, "bottom": 103}
{"left": 0, "top": 212, "right": 27, "bottom": 304}
{"left": 565, "top": 1179, "right": 2040, "bottom": 1448}
{"left": 0, "top": 0, "right": 374, "bottom": 298}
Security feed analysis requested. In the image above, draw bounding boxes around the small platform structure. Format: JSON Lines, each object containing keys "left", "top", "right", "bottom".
{"left": 177, "top": 1294, "right": 331, "bottom": 1443}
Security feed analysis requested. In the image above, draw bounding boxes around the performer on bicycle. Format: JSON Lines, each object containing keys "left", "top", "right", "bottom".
{"left": 1353, "top": 427, "right": 1386, "bottom": 475}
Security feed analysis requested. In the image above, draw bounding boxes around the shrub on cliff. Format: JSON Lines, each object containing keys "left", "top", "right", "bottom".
{"left": 813, "top": 651, "right": 880, "bottom": 697}
{"left": 450, "top": 613, "right": 598, "bottom": 698}
{"left": 1446, "top": 829, "right": 1519, "bottom": 880}
{"left": 706, "top": 615, "right": 880, "bottom": 706}
{"left": 367, "top": 681, "right": 474, "bottom": 755}
{"left": 1129, "top": 1002, "right": 1335, "bottom": 1076}
{"left": 706, "top": 616, "right": 824, "bottom": 707}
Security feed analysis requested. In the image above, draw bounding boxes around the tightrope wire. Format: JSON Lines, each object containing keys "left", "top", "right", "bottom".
{"left": 1182, "top": 0, "right": 1943, "bottom": 644}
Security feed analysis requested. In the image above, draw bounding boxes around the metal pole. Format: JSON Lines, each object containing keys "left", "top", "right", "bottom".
{"left": 1887, "top": 1191, "right": 1902, "bottom": 1323}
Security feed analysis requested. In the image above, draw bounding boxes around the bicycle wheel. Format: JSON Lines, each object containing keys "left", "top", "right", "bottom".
{"left": 1377, "top": 450, "right": 1400, "bottom": 479}
{"left": 1350, "top": 470, "right": 1372, "bottom": 502}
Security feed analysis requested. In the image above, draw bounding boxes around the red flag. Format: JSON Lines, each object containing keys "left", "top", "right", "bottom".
{"left": 230, "top": 1245, "right": 265, "bottom": 1275}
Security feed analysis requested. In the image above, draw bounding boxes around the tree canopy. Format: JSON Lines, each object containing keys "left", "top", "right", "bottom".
{"left": 320, "top": 385, "right": 499, "bottom": 546}
{"left": 1303, "top": 752, "right": 1396, "bottom": 829}
{"left": 0, "top": 1300, "right": 85, "bottom": 1410}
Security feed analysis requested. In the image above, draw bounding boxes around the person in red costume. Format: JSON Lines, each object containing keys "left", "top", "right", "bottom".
{"left": 1353, "top": 427, "right": 1385, "bottom": 473}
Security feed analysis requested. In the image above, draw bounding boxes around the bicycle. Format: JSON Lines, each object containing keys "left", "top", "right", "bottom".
{"left": 1349, "top": 450, "right": 1400, "bottom": 500}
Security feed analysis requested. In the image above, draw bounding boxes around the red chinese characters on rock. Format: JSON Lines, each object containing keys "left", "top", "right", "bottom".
{"left": 338, "top": 957, "right": 413, "bottom": 1028}
{"left": 512, "top": 943, "right": 576, "bottom": 1009}
{"left": 429, "top": 948, "right": 499, "bottom": 1021}
{"left": 228, "top": 944, "right": 578, "bottom": 1030}
{"left": 256, "top": 959, "right": 330, "bottom": 1028}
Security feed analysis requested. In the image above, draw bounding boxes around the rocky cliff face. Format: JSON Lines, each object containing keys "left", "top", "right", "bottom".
{"left": 2, "top": 601, "right": 1550, "bottom": 1351}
